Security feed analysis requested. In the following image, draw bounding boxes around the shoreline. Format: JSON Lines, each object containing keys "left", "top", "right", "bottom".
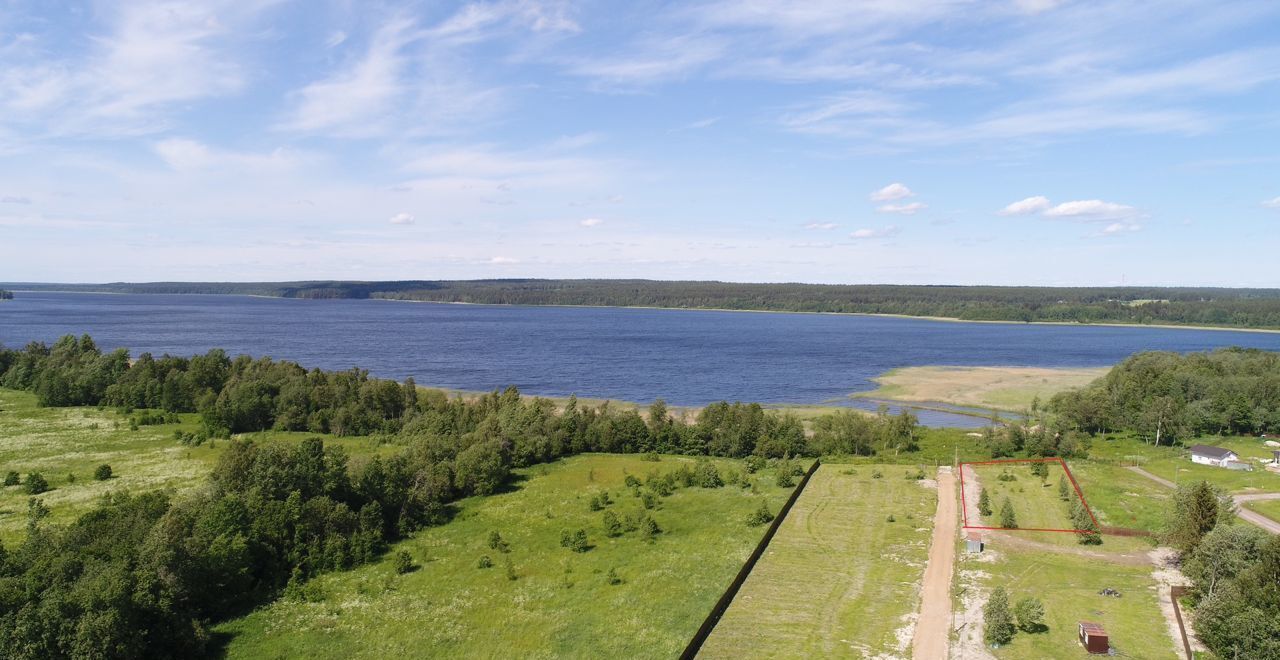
{"left": 13, "top": 288, "right": 1280, "bottom": 334}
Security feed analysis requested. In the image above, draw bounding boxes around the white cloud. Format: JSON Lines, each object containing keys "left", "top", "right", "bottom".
{"left": 152, "top": 138, "right": 307, "bottom": 173}
{"left": 877, "top": 202, "right": 927, "bottom": 215}
{"left": 1014, "top": 0, "right": 1065, "bottom": 14}
{"left": 850, "top": 225, "right": 900, "bottom": 239}
{"left": 1097, "top": 222, "right": 1142, "bottom": 236}
{"left": 1263, "top": 196, "right": 1280, "bottom": 209}
{"left": 1, "top": 195, "right": 31, "bottom": 204}
{"left": 804, "top": 222, "right": 837, "bottom": 230}
{"left": 488, "top": 256, "right": 519, "bottom": 264}
{"left": 1044, "top": 199, "right": 1138, "bottom": 220}
{"left": 580, "top": 217, "right": 603, "bottom": 227}
{"left": 870, "top": 182, "right": 913, "bottom": 201}
{"left": 325, "top": 31, "right": 348, "bottom": 48}
{"left": 1000, "top": 196, "right": 1051, "bottom": 215}
{"left": 389, "top": 212, "right": 415, "bottom": 225}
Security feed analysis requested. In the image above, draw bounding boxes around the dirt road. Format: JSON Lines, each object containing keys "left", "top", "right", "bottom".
{"left": 1127, "top": 466, "right": 1280, "bottom": 535}
{"left": 912, "top": 466, "right": 956, "bottom": 660}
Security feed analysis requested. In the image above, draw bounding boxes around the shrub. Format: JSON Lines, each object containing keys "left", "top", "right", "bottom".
{"left": 1058, "top": 475, "right": 1070, "bottom": 501}
{"left": 640, "top": 515, "right": 661, "bottom": 540}
{"left": 643, "top": 452, "right": 660, "bottom": 462}
{"left": 603, "top": 510, "right": 623, "bottom": 537}
{"left": 744, "top": 456, "right": 766, "bottom": 474}
{"left": 871, "top": 469, "right": 883, "bottom": 479}
{"left": 624, "top": 474, "right": 641, "bottom": 488}
{"left": 588, "top": 495, "right": 603, "bottom": 511}
{"left": 1014, "top": 596, "right": 1045, "bottom": 633}
{"left": 641, "top": 492, "right": 657, "bottom": 510}
{"left": 746, "top": 501, "right": 775, "bottom": 527}
{"left": 393, "top": 550, "right": 415, "bottom": 574}
{"left": 477, "top": 555, "right": 493, "bottom": 569}
{"left": 487, "top": 530, "right": 509, "bottom": 552}
{"left": 693, "top": 459, "right": 723, "bottom": 488}
{"left": 504, "top": 558, "right": 517, "bottom": 581}
{"left": 775, "top": 469, "right": 796, "bottom": 488}
{"left": 886, "top": 514, "right": 896, "bottom": 523}
{"left": 94, "top": 464, "right": 113, "bottom": 481}
{"left": 3, "top": 471, "right": 18, "bottom": 486}
{"left": 24, "top": 472, "right": 48, "bottom": 495}
{"left": 560, "top": 528, "right": 590, "bottom": 553}
{"left": 607, "top": 567, "right": 623, "bottom": 585}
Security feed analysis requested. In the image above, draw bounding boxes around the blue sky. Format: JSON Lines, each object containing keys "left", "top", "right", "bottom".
{"left": 1, "top": 0, "right": 1279, "bottom": 285}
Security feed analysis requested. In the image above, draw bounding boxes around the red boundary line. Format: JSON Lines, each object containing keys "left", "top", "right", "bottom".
{"left": 959, "top": 457, "right": 1100, "bottom": 534}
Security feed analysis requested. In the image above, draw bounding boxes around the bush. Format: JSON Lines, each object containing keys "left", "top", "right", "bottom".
{"left": 589, "top": 495, "right": 603, "bottom": 511}
{"left": 3, "top": 471, "right": 18, "bottom": 486}
{"left": 1014, "top": 596, "right": 1045, "bottom": 632}
{"left": 394, "top": 550, "right": 415, "bottom": 574}
{"left": 871, "top": 469, "right": 883, "bottom": 479}
{"left": 487, "top": 530, "right": 509, "bottom": 552}
{"left": 886, "top": 514, "right": 896, "bottom": 523}
{"left": 603, "top": 510, "right": 623, "bottom": 537}
{"left": 94, "top": 464, "right": 113, "bottom": 481}
{"left": 744, "top": 455, "right": 766, "bottom": 473}
{"left": 504, "top": 558, "right": 517, "bottom": 581}
{"left": 624, "top": 474, "right": 641, "bottom": 488}
{"left": 24, "top": 472, "right": 48, "bottom": 495}
{"left": 640, "top": 515, "right": 661, "bottom": 540}
{"left": 693, "top": 459, "right": 723, "bottom": 488}
{"left": 560, "top": 528, "right": 590, "bottom": 552}
{"left": 775, "top": 469, "right": 796, "bottom": 488}
{"left": 477, "top": 554, "right": 493, "bottom": 569}
{"left": 607, "top": 567, "right": 623, "bottom": 585}
{"left": 746, "top": 500, "right": 775, "bottom": 527}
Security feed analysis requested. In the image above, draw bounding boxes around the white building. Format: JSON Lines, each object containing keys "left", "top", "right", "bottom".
{"left": 1188, "top": 444, "right": 1239, "bottom": 467}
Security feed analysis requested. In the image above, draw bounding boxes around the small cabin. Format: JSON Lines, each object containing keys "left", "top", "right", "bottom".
{"left": 1188, "top": 444, "right": 1239, "bottom": 468}
{"left": 1078, "top": 621, "right": 1109, "bottom": 654}
{"left": 965, "top": 532, "right": 984, "bottom": 554}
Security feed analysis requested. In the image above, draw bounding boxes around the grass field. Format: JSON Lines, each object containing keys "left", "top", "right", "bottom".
{"left": 0, "top": 388, "right": 391, "bottom": 544}
{"left": 1088, "top": 435, "right": 1280, "bottom": 493}
{"left": 957, "top": 545, "right": 1176, "bottom": 659}
{"left": 1066, "top": 461, "right": 1169, "bottom": 533}
{"left": 971, "top": 462, "right": 1080, "bottom": 533}
{"left": 699, "top": 464, "right": 936, "bottom": 659}
{"left": 1245, "top": 498, "right": 1280, "bottom": 522}
{"left": 216, "top": 454, "right": 797, "bottom": 659}
{"left": 857, "top": 366, "right": 1108, "bottom": 412}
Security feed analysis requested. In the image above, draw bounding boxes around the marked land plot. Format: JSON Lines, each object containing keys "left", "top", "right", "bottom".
{"left": 699, "top": 464, "right": 936, "bottom": 659}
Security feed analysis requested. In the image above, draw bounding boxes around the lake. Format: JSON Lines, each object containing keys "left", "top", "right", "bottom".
{"left": 5, "top": 291, "right": 1280, "bottom": 426}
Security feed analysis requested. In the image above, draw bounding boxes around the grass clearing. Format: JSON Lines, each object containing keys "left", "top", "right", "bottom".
{"left": 858, "top": 366, "right": 1107, "bottom": 412}
{"left": 1089, "top": 435, "right": 1280, "bottom": 493}
{"left": 0, "top": 388, "right": 389, "bottom": 544}
{"left": 1244, "top": 498, "right": 1280, "bottom": 522}
{"left": 958, "top": 545, "right": 1175, "bottom": 659}
{"left": 216, "top": 454, "right": 796, "bottom": 659}
{"left": 1067, "top": 461, "right": 1169, "bottom": 533}
{"left": 699, "top": 464, "right": 936, "bottom": 659}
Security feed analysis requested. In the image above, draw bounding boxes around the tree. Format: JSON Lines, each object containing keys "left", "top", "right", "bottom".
{"left": 94, "top": 464, "right": 113, "bottom": 481}
{"left": 602, "top": 510, "right": 623, "bottom": 537}
{"left": 1014, "top": 597, "right": 1045, "bottom": 633}
{"left": 1183, "top": 524, "right": 1269, "bottom": 599}
{"left": 24, "top": 472, "right": 48, "bottom": 495}
{"left": 1070, "top": 497, "right": 1101, "bottom": 545}
{"left": 394, "top": 550, "right": 415, "bottom": 574}
{"left": 640, "top": 515, "right": 662, "bottom": 540}
{"left": 978, "top": 487, "right": 992, "bottom": 517}
{"left": 560, "top": 528, "right": 589, "bottom": 552}
{"left": 693, "top": 459, "right": 724, "bottom": 488}
{"left": 487, "top": 530, "right": 509, "bottom": 552}
{"left": 746, "top": 500, "right": 774, "bottom": 527}
{"left": 1168, "top": 481, "right": 1230, "bottom": 554}
{"left": 1030, "top": 461, "right": 1048, "bottom": 481}
{"left": 984, "top": 586, "right": 1017, "bottom": 645}
{"left": 775, "top": 462, "right": 796, "bottom": 488}
{"left": 1057, "top": 475, "right": 1069, "bottom": 501}
{"left": 1000, "top": 498, "right": 1018, "bottom": 529}
{"left": 454, "top": 440, "right": 510, "bottom": 496}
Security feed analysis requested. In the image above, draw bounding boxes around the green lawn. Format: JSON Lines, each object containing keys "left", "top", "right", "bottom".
{"left": 1088, "top": 435, "right": 1280, "bottom": 493}
{"left": 960, "top": 547, "right": 1176, "bottom": 659}
{"left": 699, "top": 464, "right": 936, "bottom": 659}
{"left": 0, "top": 388, "right": 389, "bottom": 544}
{"left": 216, "top": 454, "right": 797, "bottom": 659}
{"left": 1067, "top": 461, "right": 1169, "bottom": 534}
{"left": 1245, "top": 498, "right": 1280, "bottom": 523}
{"left": 973, "top": 462, "right": 1078, "bottom": 537}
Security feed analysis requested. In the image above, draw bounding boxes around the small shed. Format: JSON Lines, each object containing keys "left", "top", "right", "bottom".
{"left": 1078, "top": 621, "right": 1109, "bottom": 654}
{"left": 965, "top": 532, "right": 984, "bottom": 554}
{"left": 1188, "top": 444, "right": 1239, "bottom": 467}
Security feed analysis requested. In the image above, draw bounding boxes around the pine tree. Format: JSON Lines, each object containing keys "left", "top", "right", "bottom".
{"left": 978, "top": 487, "right": 992, "bottom": 516}
{"left": 1000, "top": 497, "right": 1018, "bottom": 529}
{"left": 984, "top": 586, "right": 1017, "bottom": 645}
{"left": 1057, "top": 475, "right": 1069, "bottom": 501}
{"left": 1070, "top": 498, "right": 1101, "bottom": 545}
{"left": 603, "top": 510, "right": 623, "bottom": 537}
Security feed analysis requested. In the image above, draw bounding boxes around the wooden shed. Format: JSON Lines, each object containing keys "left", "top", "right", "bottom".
{"left": 1078, "top": 621, "right": 1109, "bottom": 654}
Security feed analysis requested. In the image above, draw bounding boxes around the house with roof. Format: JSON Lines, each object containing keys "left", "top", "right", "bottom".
{"left": 1189, "top": 444, "right": 1238, "bottom": 467}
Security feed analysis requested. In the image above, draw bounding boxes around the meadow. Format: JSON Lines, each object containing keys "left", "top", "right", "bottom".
{"left": 1244, "top": 498, "right": 1280, "bottom": 522}
{"left": 216, "top": 454, "right": 797, "bottom": 659}
{"left": 0, "top": 388, "right": 390, "bottom": 543}
{"left": 857, "top": 366, "right": 1107, "bottom": 412}
{"left": 699, "top": 464, "right": 937, "bottom": 659}
{"left": 956, "top": 543, "right": 1177, "bottom": 659}
{"left": 1088, "top": 435, "right": 1280, "bottom": 493}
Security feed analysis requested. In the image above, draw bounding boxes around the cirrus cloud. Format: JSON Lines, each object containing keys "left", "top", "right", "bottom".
{"left": 388, "top": 212, "right": 414, "bottom": 225}
{"left": 1263, "top": 196, "right": 1280, "bottom": 209}
{"left": 850, "top": 225, "right": 900, "bottom": 239}
{"left": 580, "top": 217, "right": 604, "bottom": 227}
{"left": 804, "top": 222, "right": 837, "bottom": 230}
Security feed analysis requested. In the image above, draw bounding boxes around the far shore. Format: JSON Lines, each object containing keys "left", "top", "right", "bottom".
{"left": 13, "top": 288, "right": 1280, "bottom": 334}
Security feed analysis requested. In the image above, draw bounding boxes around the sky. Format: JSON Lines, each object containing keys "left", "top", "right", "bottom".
{"left": 1, "top": 1, "right": 1279, "bottom": 286}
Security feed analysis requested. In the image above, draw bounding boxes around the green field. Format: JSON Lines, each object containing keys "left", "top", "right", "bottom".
{"left": 1088, "top": 435, "right": 1280, "bottom": 493}
{"left": 957, "top": 546, "right": 1175, "bottom": 659}
{"left": 1066, "top": 461, "right": 1170, "bottom": 533}
{"left": 973, "top": 462, "right": 1077, "bottom": 532}
{"left": 216, "top": 454, "right": 796, "bottom": 659}
{"left": 0, "top": 388, "right": 389, "bottom": 544}
{"left": 1245, "top": 498, "right": 1280, "bottom": 522}
{"left": 699, "top": 464, "right": 936, "bottom": 658}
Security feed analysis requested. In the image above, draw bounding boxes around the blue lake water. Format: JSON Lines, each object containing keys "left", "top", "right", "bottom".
{"left": 5, "top": 291, "right": 1280, "bottom": 426}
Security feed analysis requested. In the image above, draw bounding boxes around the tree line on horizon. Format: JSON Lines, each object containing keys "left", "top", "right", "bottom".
{"left": 11, "top": 279, "right": 1280, "bottom": 329}
{"left": 0, "top": 289, "right": 12, "bottom": 300}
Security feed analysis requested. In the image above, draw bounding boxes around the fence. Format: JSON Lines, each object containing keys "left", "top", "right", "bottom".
{"left": 1169, "top": 586, "right": 1193, "bottom": 660}
{"left": 678, "top": 459, "right": 822, "bottom": 660}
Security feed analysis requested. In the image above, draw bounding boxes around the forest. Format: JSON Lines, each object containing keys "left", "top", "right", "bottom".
{"left": 8, "top": 279, "right": 1280, "bottom": 329}
{"left": 1048, "top": 348, "right": 1280, "bottom": 441}
{"left": 0, "top": 290, "right": 12, "bottom": 300}
{"left": 0, "top": 335, "right": 916, "bottom": 658}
